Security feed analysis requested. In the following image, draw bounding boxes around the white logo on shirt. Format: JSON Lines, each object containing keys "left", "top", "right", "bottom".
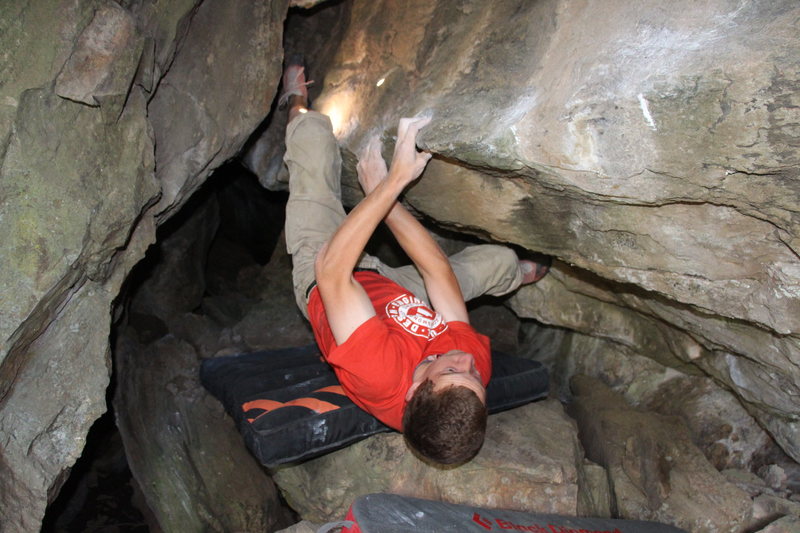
{"left": 385, "top": 294, "right": 448, "bottom": 339}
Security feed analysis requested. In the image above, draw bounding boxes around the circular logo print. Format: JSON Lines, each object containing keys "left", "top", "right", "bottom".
{"left": 385, "top": 294, "right": 448, "bottom": 339}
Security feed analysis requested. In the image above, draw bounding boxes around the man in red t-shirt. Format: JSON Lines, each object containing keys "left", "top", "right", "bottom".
{"left": 280, "top": 57, "right": 547, "bottom": 464}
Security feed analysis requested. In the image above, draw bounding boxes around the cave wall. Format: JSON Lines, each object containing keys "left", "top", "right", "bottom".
{"left": 0, "top": 0, "right": 289, "bottom": 530}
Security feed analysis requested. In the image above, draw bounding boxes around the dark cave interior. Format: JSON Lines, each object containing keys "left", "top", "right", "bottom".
{"left": 42, "top": 163, "right": 290, "bottom": 531}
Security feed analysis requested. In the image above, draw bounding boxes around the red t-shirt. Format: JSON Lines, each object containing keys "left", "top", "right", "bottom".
{"left": 307, "top": 271, "right": 491, "bottom": 430}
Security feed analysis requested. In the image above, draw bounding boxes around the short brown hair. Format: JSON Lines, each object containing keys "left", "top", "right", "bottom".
{"left": 402, "top": 379, "right": 488, "bottom": 465}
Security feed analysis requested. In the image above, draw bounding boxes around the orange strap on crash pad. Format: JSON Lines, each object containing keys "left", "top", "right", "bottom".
{"left": 242, "top": 385, "right": 346, "bottom": 422}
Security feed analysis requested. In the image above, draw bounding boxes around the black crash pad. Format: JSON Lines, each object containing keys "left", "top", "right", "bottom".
{"left": 201, "top": 344, "right": 548, "bottom": 467}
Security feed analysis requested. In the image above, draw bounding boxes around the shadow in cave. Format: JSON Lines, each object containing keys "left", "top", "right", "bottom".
{"left": 41, "top": 395, "right": 148, "bottom": 532}
{"left": 42, "top": 162, "right": 293, "bottom": 532}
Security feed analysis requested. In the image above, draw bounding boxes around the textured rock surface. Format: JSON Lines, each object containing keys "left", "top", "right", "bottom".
{"left": 0, "top": 277, "right": 117, "bottom": 532}
{"left": 276, "top": 520, "right": 322, "bottom": 533}
{"left": 0, "top": 0, "right": 287, "bottom": 530}
{"left": 54, "top": 2, "right": 142, "bottom": 107}
{"left": 753, "top": 493, "right": 800, "bottom": 525}
{"left": 508, "top": 264, "right": 800, "bottom": 464}
{"left": 115, "top": 331, "right": 293, "bottom": 532}
{"left": 641, "top": 374, "right": 777, "bottom": 471}
{"left": 577, "top": 460, "right": 612, "bottom": 519}
{"left": 242, "top": 0, "right": 352, "bottom": 191}
{"left": 273, "top": 400, "right": 583, "bottom": 523}
{"left": 148, "top": 0, "right": 286, "bottom": 219}
{"left": 754, "top": 516, "right": 800, "bottom": 533}
{"left": 542, "top": 327, "right": 778, "bottom": 471}
{"left": 571, "top": 375, "right": 753, "bottom": 532}
{"left": 0, "top": 3, "right": 157, "bottom": 530}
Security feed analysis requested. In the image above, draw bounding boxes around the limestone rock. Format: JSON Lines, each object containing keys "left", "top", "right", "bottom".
{"left": 220, "top": 236, "right": 315, "bottom": 352}
{"left": 571, "top": 375, "right": 753, "bottom": 532}
{"left": 542, "top": 325, "right": 777, "bottom": 471}
{"left": 2, "top": 0, "right": 800, "bottom": 529}
{"left": 241, "top": 0, "right": 352, "bottom": 192}
{"left": 289, "top": 0, "right": 327, "bottom": 9}
{"left": 273, "top": 400, "right": 582, "bottom": 523}
{"left": 276, "top": 520, "right": 322, "bottom": 533}
{"left": 129, "top": 191, "right": 220, "bottom": 322}
{"left": 114, "top": 172, "right": 313, "bottom": 529}
{"left": 55, "top": 2, "right": 143, "bottom": 109}
{"left": 723, "top": 469, "right": 772, "bottom": 498}
{"left": 752, "top": 494, "right": 800, "bottom": 527}
{"left": 509, "top": 264, "right": 800, "bottom": 464}
{"left": 577, "top": 460, "right": 612, "bottom": 519}
{"left": 0, "top": 59, "right": 157, "bottom": 533}
{"left": 0, "top": 1, "right": 94, "bottom": 145}
{"left": 0, "top": 0, "right": 290, "bottom": 529}
{"left": 0, "top": 280, "right": 114, "bottom": 532}
{"left": 753, "top": 515, "right": 800, "bottom": 533}
{"left": 148, "top": 0, "right": 288, "bottom": 218}
{"left": 759, "top": 465, "right": 790, "bottom": 492}
{"left": 0, "top": 86, "right": 157, "bottom": 364}
{"left": 641, "top": 375, "right": 775, "bottom": 472}
{"left": 114, "top": 333, "right": 293, "bottom": 532}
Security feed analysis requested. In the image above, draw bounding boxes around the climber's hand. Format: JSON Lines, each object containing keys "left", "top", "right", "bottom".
{"left": 388, "top": 116, "right": 432, "bottom": 187}
{"left": 357, "top": 135, "right": 388, "bottom": 195}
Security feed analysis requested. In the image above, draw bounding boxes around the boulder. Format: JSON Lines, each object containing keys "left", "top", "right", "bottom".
{"left": 543, "top": 326, "right": 777, "bottom": 471}
{"left": 577, "top": 460, "right": 613, "bottom": 519}
{"left": 0, "top": 0, "right": 288, "bottom": 528}
{"left": 509, "top": 266, "right": 800, "bottom": 464}
{"left": 641, "top": 376, "right": 777, "bottom": 471}
{"left": 571, "top": 375, "right": 753, "bottom": 532}
{"left": 751, "top": 494, "right": 800, "bottom": 529}
{"left": 114, "top": 333, "right": 293, "bottom": 532}
{"left": 55, "top": 3, "right": 143, "bottom": 109}
{"left": 723, "top": 469, "right": 775, "bottom": 499}
{"left": 0, "top": 279, "right": 116, "bottom": 532}
{"left": 242, "top": 0, "right": 352, "bottom": 192}
{"left": 0, "top": 10, "right": 158, "bottom": 525}
{"left": 276, "top": 520, "right": 322, "bottom": 533}
{"left": 753, "top": 515, "right": 800, "bottom": 533}
{"left": 115, "top": 181, "right": 311, "bottom": 530}
{"left": 273, "top": 400, "right": 583, "bottom": 523}
{"left": 129, "top": 189, "right": 220, "bottom": 323}
{"left": 148, "top": 0, "right": 288, "bottom": 218}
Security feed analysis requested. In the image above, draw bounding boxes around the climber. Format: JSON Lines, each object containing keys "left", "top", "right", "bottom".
{"left": 279, "top": 55, "right": 549, "bottom": 465}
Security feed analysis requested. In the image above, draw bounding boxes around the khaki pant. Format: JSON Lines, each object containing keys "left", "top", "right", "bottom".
{"left": 284, "top": 110, "right": 524, "bottom": 318}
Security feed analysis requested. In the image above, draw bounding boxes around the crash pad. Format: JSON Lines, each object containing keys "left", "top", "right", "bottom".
{"left": 330, "top": 493, "right": 688, "bottom": 533}
{"left": 201, "top": 344, "right": 548, "bottom": 467}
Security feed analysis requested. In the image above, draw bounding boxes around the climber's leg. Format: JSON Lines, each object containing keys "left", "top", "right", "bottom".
{"left": 377, "top": 244, "right": 547, "bottom": 305}
{"left": 282, "top": 55, "right": 345, "bottom": 317}
{"left": 282, "top": 56, "right": 384, "bottom": 317}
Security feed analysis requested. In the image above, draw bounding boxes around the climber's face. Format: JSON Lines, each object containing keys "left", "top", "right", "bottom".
{"left": 407, "top": 350, "right": 486, "bottom": 403}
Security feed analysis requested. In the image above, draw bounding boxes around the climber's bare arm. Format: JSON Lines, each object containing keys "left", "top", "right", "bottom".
{"left": 315, "top": 117, "right": 433, "bottom": 344}
{"left": 357, "top": 126, "right": 469, "bottom": 324}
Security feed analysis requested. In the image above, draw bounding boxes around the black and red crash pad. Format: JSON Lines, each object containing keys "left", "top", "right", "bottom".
{"left": 329, "top": 493, "right": 688, "bottom": 533}
{"left": 200, "top": 344, "right": 548, "bottom": 467}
